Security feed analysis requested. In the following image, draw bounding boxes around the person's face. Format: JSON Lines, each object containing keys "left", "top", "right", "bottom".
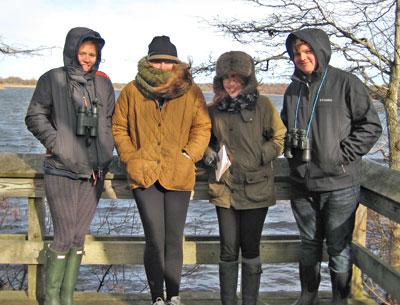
{"left": 78, "top": 41, "right": 97, "bottom": 72}
{"left": 223, "top": 76, "right": 244, "bottom": 98}
{"left": 293, "top": 43, "right": 318, "bottom": 75}
{"left": 150, "top": 61, "right": 175, "bottom": 71}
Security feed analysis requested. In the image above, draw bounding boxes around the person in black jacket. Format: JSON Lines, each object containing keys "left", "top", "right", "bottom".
{"left": 25, "top": 27, "right": 115, "bottom": 305}
{"left": 281, "top": 28, "right": 382, "bottom": 305}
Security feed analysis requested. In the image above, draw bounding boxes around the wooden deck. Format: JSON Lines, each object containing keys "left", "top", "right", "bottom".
{"left": 0, "top": 291, "right": 378, "bottom": 305}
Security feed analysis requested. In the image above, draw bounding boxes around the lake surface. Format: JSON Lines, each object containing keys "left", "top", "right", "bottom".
{"left": 0, "top": 87, "right": 386, "bottom": 294}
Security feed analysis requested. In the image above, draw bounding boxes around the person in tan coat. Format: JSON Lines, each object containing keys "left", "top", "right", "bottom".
{"left": 112, "top": 36, "right": 211, "bottom": 305}
{"left": 203, "top": 51, "right": 286, "bottom": 305}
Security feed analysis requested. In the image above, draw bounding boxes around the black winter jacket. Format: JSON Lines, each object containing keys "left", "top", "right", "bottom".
{"left": 25, "top": 27, "right": 115, "bottom": 179}
{"left": 281, "top": 28, "right": 382, "bottom": 191}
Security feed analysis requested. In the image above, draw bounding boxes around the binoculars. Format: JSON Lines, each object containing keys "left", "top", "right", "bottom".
{"left": 284, "top": 128, "right": 311, "bottom": 162}
{"left": 76, "top": 100, "right": 98, "bottom": 137}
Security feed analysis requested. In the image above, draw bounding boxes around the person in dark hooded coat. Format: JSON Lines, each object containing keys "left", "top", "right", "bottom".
{"left": 281, "top": 28, "right": 382, "bottom": 305}
{"left": 25, "top": 27, "right": 115, "bottom": 305}
{"left": 204, "top": 51, "right": 286, "bottom": 305}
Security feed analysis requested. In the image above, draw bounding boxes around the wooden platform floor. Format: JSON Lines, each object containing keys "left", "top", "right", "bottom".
{"left": 0, "top": 291, "right": 378, "bottom": 305}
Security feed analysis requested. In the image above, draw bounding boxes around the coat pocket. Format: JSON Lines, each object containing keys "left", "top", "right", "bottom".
{"left": 244, "top": 168, "right": 273, "bottom": 202}
{"left": 208, "top": 181, "right": 227, "bottom": 198}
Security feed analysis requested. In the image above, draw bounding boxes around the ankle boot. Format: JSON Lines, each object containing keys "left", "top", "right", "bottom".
{"left": 292, "top": 262, "right": 321, "bottom": 305}
{"left": 44, "top": 248, "right": 68, "bottom": 305}
{"left": 219, "top": 260, "right": 239, "bottom": 305}
{"left": 241, "top": 257, "right": 262, "bottom": 305}
{"left": 60, "top": 247, "right": 84, "bottom": 305}
{"left": 330, "top": 269, "right": 352, "bottom": 305}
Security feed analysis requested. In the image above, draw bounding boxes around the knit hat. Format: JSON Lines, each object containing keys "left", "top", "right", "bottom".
{"left": 213, "top": 51, "right": 258, "bottom": 96}
{"left": 147, "top": 35, "right": 179, "bottom": 63}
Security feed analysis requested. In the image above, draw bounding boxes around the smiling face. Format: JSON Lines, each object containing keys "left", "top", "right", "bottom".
{"left": 77, "top": 41, "right": 97, "bottom": 72}
{"left": 293, "top": 41, "right": 318, "bottom": 75}
{"left": 223, "top": 74, "right": 244, "bottom": 98}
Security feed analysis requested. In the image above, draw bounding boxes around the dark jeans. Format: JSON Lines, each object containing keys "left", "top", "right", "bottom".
{"left": 291, "top": 185, "right": 360, "bottom": 272}
{"left": 216, "top": 206, "right": 268, "bottom": 262}
{"left": 132, "top": 182, "right": 190, "bottom": 302}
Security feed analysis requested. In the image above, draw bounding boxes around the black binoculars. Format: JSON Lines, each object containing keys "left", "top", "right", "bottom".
{"left": 76, "top": 100, "right": 98, "bottom": 137}
{"left": 284, "top": 128, "right": 311, "bottom": 162}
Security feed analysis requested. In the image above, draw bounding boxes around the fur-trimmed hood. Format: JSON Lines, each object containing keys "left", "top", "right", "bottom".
{"left": 213, "top": 51, "right": 258, "bottom": 96}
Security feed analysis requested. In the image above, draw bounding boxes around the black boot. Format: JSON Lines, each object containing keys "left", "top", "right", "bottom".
{"left": 241, "top": 257, "right": 262, "bottom": 305}
{"left": 219, "top": 260, "right": 239, "bottom": 305}
{"left": 330, "top": 269, "right": 352, "bottom": 305}
{"left": 292, "top": 262, "right": 320, "bottom": 305}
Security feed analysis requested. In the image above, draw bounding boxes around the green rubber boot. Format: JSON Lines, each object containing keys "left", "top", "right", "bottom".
{"left": 60, "top": 247, "right": 84, "bottom": 305}
{"left": 44, "top": 248, "right": 68, "bottom": 305}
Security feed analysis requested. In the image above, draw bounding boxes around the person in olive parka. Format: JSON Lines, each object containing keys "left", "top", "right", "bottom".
{"left": 25, "top": 27, "right": 115, "bottom": 305}
{"left": 281, "top": 28, "right": 382, "bottom": 305}
{"left": 204, "top": 51, "right": 286, "bottom": 305}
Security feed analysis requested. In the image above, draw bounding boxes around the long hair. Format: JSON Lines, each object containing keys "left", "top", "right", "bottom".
{"left": 152, "top": 62, "right": 193, "bottom": 95}
{"left": 212, "top": 73, "right": 247, "bottom": 106}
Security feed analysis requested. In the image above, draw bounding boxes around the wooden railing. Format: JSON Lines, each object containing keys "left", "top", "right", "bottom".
{"left": 0, "top": 153, "right": 399, "bottom": 303}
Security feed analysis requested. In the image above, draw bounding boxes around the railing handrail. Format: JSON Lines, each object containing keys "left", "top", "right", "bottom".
{"left": 0, "top": 153, "right": 399, "bottom": 303}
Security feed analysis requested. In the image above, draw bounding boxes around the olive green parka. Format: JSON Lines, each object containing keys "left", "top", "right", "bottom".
{"left": 206, "top": 51, "right": 286, "bottom": 209}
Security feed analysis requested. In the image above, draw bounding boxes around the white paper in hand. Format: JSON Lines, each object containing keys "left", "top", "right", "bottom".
{"left": 216, "top": 145, "right": 231, "bottom": 182}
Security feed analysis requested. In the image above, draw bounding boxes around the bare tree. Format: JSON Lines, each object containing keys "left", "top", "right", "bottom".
{"left": 0, "top": 37, "right": 53, "bottom": 56}
{"left": 205, "top": 0, "right": 400, "bottom": 304}
{"left": 205, "top": 0, "right": 400, "bottom": 168}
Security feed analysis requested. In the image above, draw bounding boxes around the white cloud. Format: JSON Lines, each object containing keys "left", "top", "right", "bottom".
{"left": 0, "top": 0, "right": 264, "bottom": 83}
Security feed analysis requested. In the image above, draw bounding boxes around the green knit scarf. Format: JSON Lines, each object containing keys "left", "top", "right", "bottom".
{"left": 135, "top": 57, "right": 191, "bottom": 100}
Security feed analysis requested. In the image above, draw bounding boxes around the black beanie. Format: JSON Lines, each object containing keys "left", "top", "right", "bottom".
{"left": 147, "top": 35, "right": 179, "bottom": 63}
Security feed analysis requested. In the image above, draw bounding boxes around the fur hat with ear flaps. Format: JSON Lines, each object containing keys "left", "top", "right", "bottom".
{"left": 213, "top": 51, "right": 258, "bottom": 97}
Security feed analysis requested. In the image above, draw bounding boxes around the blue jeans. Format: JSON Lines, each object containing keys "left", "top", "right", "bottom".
{"left": 291, "top": 185, "right": 360, "bottom": 272}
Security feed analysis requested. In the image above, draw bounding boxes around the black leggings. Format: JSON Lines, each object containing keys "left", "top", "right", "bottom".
{"left": 216, "top": 206, "right": 268, "bottom": 262}
{"left": 44, "top": 174, "right": 103, "bottom": 252}
{"left": 132, "top": 183, "right": 190, "bottom": 302}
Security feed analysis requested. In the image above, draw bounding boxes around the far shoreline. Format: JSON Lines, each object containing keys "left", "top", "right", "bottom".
{"left": 0, "top": 84, "right": 288, "bottom": 95}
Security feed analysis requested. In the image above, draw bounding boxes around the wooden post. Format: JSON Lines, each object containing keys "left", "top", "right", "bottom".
{"left": 27, "top": 197, "right": 46, "bottom": 301}
{"left": 352, "top": 204, "right": 368, "bottom": 298}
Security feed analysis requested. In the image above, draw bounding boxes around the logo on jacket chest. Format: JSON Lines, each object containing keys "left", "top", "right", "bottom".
{"left": 319, "top": 98, "right": 333, "bottom": 103}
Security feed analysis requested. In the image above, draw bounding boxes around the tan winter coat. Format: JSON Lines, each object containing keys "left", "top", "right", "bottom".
{"left": 112, "top": 81, "right": 211, "bottom": 191}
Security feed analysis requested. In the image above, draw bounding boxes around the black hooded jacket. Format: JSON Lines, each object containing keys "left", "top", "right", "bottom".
{"left": 281, "top": 28, "right": 382, "bottom": 191}
{"left": 25, "top": 27, "right": 115, "bottom": 179}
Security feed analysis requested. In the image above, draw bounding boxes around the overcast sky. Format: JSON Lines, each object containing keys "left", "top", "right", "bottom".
{"left": 0, "top": 0, "right": 273, "bottom": 83}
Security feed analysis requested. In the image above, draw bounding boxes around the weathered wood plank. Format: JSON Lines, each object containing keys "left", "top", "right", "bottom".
{"left": 0, "top": 153, "right": 290, "bottom": 179}
{"left": 27, "top": 197, "right": 46, "bottom": 300}
{"left": 0, "top": 291, "right": 377, "bottom": 305}
{"left": 360, "top": 161, "right": 400, "bottom": 223}
{"left": 0, "top": 236, "right": 302, "bottom": 265}
{"left": 0, "top": 178, "right": 292, "bottom": 201}
{"left": 352, "top": 206, "right": 368, "bottom": 298}
{"left": 359, "top": 188, "right": 400, "bottom": 224}
{"left": 352, "top": 241, "right": 400, "bottom": 302}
